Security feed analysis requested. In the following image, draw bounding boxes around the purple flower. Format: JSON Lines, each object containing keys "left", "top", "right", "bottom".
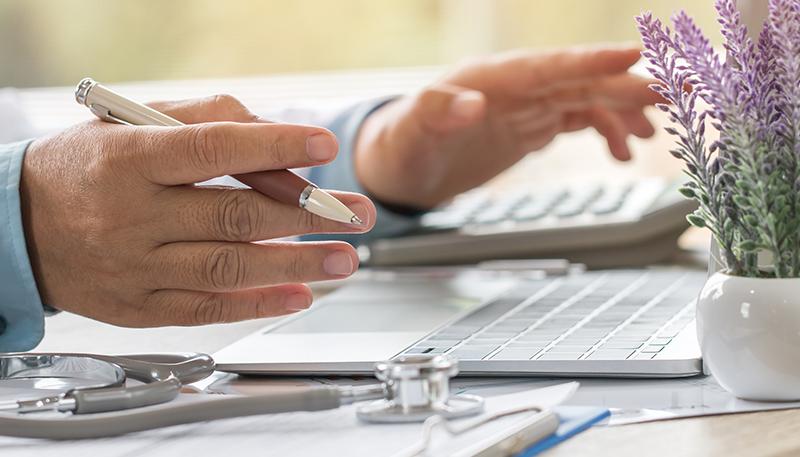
{"left": 637, "top": 0, "right": 800, "bottom": 277}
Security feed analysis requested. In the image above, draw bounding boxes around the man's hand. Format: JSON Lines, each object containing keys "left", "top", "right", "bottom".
{"left": 354, "top": 46, "right": 663, "bottom": 209}
{"left": 20, "top": 95, "right": 376, "bottom": 327}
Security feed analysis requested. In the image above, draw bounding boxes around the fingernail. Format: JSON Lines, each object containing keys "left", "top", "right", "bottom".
{"left": 449, "top": 91, "right": 484, "bottom": 119}
{"left": 307, "top": 133, "right": 337, "bottom": 162}
{"left": 348, "top": 203, "right": 370, "bottom": 228}
{"left": 285, "top": 294, "right": 312, "bottom": 311}
{"left": 323, "top": 251, "right": 355, "bottom": 276}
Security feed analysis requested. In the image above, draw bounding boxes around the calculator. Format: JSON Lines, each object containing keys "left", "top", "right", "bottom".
{"left": 363, "top": 178, "right": 697, "bottom": 268}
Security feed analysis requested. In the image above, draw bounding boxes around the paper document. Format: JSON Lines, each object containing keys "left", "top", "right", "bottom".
{"left": 205, "top": 370, "right": 800, "bottom": 426}
{"left": 0, "top": 382, "right": 578, "bottom": 457}
{"left": 446, "top": 375, "right": 800, "bottom": 425}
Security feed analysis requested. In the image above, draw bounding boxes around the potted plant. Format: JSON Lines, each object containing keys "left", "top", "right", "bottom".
{"left": 637, "top": 0, "right": 800, "bottom": 400}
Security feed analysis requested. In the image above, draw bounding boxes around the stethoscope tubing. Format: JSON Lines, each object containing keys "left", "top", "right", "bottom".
{"left": 0, "top": 387, "right": 343, "bottom": 439}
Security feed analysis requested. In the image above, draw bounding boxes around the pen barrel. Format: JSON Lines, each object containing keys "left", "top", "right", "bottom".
{"left": 235, "top": 170, "right": 312, "bottom": 207}
{"left": 79, "top": 78, "right": 182, "bottom": 126}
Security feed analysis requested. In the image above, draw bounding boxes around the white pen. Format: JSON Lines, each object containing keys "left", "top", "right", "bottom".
{"left": 75, "top": 78, "right": 363, "bottom": 225}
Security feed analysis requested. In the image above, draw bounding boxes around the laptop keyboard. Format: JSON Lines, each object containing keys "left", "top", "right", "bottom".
{"left": 400, "top": 270, "right": 705, "bottom": 361}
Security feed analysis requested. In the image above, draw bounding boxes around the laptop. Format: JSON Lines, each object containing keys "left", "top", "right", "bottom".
{"left": 214, "top": 267, "right": 704, "bottom": 378}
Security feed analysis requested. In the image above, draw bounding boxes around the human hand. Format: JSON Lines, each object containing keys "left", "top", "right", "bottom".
{"left": 20, "top": 95, "right": 376, "bottom": 327}
{"left": 354, "top": 46, "right": 663, "bottom": 209}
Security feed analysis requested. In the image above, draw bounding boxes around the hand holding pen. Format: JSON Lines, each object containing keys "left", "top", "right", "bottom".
{"left": 76, "top": 78, "right": 363, "bottom": 225}
{"left": 20, "top": 88, "right": 376, "bottom": 328}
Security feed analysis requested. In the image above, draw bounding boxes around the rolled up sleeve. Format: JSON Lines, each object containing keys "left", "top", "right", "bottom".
{"left": 0, "top": 140, "right": 45, "bottom": 351}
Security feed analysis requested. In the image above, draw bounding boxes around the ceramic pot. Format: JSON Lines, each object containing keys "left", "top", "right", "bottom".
{"left": 697, "top": 272, "right": 800, "bottom": 400}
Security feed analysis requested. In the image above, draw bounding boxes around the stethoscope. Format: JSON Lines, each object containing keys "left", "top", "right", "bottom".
{"left": 0, "top": 352, "right": 485, "bottom": 440}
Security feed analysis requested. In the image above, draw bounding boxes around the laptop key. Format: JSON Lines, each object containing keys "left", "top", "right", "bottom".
{"left": 633, "top": 353, "right": 656, "bottom": 360}
{"left": 459, "top": 344, "right": 500, "bottom": 352}
{"left": 490, "top": 348, "right": 539, "bottom": 360}
{"left": 537, "top": 352, "right": 584, "bottom": 360}
{"left": 449, "top": 348, "right": 495, "bottom": 360}
{"left": 599, "top": 342, "right": 643, "bottom": 350}
{"left": 549, "top": 345, "right": 593, "bottom": 352}
{"left": 470, "top": 337, "right": 512, "bottom": 344}
{"left": 649, "top": 337, "right": 673, "bottom": 345}
{"left": 586, "top": 349, "right": 635, "bottom": 360}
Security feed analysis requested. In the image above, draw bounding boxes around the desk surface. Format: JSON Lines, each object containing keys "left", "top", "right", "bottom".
{"left": 18, "top": 69, "right": 799, "bottom": 456}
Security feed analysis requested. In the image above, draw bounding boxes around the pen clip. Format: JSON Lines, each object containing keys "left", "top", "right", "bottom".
{"left": 89, "top": 103, "right": 134, "bottom": 126}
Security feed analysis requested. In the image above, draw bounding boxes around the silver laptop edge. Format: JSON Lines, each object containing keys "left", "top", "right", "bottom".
{"left": 214, "top": 269, "right": 703, "bottom": 378}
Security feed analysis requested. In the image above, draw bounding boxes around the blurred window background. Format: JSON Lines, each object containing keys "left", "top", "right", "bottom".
{"left": 1, "top": 0, "right": 720, "bottom": 88}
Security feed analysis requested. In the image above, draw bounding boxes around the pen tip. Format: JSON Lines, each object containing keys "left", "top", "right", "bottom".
{"left": 351, "top": 215, "right": 364, "bottom": 226}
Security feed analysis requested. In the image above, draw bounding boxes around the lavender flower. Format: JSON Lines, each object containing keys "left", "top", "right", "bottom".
{"left": 637, "top": 0, "right": 800, "bottom": 278}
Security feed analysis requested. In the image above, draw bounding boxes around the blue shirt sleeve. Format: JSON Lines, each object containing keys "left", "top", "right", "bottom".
{"left": 0, "top": 140, "right": 45, "bottom": 352}
{"left": 307, "top": 98, "right": 422, "bottom": 245}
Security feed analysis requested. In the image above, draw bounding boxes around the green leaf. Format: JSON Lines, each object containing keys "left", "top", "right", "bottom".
{"left": 678, "top": 186, "right": 696, "bottom": 198}
{"left": 687, "top": 214, "right": 707, "bottom": 228}
{"left": 739, "top": 240, "right": 758, "bottom": 252}
{"left": 733, "top": 195, "right": 750, "bottom": 208}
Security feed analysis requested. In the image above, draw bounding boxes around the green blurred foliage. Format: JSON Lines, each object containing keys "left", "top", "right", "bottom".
{"left": 0, "top": 0, "right": 719, "bottom": 88}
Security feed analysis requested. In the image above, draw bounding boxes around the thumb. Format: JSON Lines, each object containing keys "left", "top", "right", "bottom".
{"left": 413, "top": 84, "right": 487, "bottom": 134}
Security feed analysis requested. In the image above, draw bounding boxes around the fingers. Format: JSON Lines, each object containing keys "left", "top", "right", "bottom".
{"left": 157, "top": 186, "right": 376, "bottom": 242}
{"left": 145, "top": 241, "right": 359, "bottom": 292}
{"left": 542, "top": 74, "right": 665, "bottom": 111}
{"left": 514, "top": 107, "right": 634, "bottom": 161}
{"left": 619, "top": 110, "right": 656, "bottom": 138}
{"left": 142, "top": 283, "right": 313, "bottom": 326}
{"left": 587, "top": 107, "right": 632, "bottom": 161}
{"left": 133, "top": 122, "right": 338, "bottom": 185}
{"left": 496, "top": 46, "right": 642, "bottom": 92}
{"left": 412, "top": 84, "right": 487, "bottom": 134}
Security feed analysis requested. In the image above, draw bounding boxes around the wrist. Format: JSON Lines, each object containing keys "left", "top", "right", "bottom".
{"left": 353, "top": 98, "right": 441, "bottom": 210}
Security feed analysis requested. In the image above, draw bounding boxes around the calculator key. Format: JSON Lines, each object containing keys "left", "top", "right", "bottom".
{"left": 420, "top": 212, "right": 469, "bottom": 229}
{"left": 514, "top": 208, "right": 549, "bottom": 222}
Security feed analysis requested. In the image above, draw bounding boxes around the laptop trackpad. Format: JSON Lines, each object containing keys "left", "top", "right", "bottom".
{"left": 272, "top": 297, "right": 475, "bottom": 333}
{"left": 215, "top": 277, "right": 515, "bottom": 367}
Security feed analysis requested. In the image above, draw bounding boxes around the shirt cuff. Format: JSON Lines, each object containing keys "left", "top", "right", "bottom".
{"left": 306, "top": 97, "right": 423, "bottom": 245}
{"left": 0, "top": 140, "right": 45, "bottom": 351}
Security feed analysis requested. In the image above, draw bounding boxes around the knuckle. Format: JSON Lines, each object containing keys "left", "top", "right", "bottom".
{"left": 283, "top": 251, "right": 306, "bottom": 281}
{"left": 203, "top": 245, "right": 247, "bottom": 290}
{"left": 214, "top": 191, "right": 259, "bottom": 240}
{"left": 186, "top": 124, "right": 231, "bottom": 174}
{"left": 209, "top": 94, "right": 258, "bottom": 122}
{"left": 192, "top": 294, "right": 229, "bottom": 324}
{"left": 87, "top": 130, "right": 135, "bottom": 181}
{"left": 265, "top": 130, "right": 290, "bottom": 165}
{"left": 211, "top": 93, "right": 245, "bottom": 112}
{"left": 297, "top": 207, "right": 325, "bottom": 233}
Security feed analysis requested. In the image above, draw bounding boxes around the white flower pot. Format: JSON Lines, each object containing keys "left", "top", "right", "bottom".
{"left": 697, "top": 272, "right": 800, "bottom": 400}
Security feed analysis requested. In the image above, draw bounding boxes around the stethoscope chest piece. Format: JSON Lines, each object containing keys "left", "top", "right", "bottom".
{"left": 356, "top": 354, "right": 484, "bottom": 423}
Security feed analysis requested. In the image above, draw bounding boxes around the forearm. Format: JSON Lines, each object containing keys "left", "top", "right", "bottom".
{"left": 0, "top": 140, "right": 46, "bottom": 351}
